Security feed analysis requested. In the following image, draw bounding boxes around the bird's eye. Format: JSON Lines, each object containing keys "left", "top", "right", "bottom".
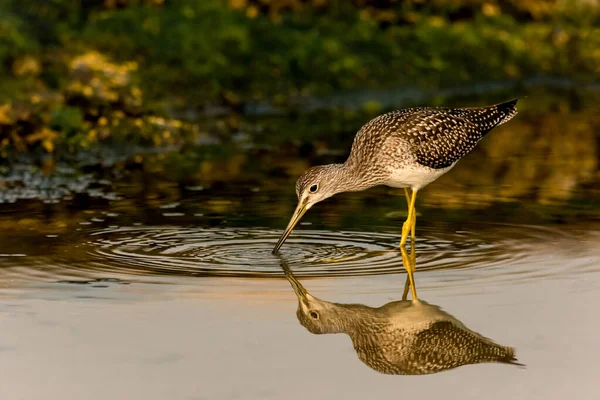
{"left": 309, "top": 311, "right": 319, "bottom": 320}
{"left": 309, "top": 184, "right": 318, "bottom": 193}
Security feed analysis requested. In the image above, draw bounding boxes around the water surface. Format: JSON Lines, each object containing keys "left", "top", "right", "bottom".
{"left": 1, "top": 98, "right": 599, "bottom": 399}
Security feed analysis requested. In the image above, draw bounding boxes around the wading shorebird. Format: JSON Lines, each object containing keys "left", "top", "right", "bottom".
{"left": 272, "top": 99, "right": 518, "bottom": 253}
{"left": 281, "top": 261, "right": 521, "bottom": 375}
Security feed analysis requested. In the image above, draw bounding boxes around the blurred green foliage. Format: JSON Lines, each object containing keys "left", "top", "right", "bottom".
{"left": 0, "top": 0, "right": 599, "bottom": 159}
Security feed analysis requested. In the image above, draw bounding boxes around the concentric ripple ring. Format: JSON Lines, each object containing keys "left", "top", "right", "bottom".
{"left": 78, "top": 225, "right": 576, "bottom": 279}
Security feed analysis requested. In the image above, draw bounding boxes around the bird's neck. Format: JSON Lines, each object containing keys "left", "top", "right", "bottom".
{"left": 333, "top": 303, "right": 387, "bottom": 334}
{"left": 328, "top": 162, "right": 378, "bottom": 193}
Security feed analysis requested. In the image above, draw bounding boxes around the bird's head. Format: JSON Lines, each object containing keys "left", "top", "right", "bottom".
{"left": 272, "top": 164, "right": 343, "bottom": 253}
{"left": 295, "top": 164, "right": 342, "bottom": 206}
{"left": 296, "top": 295, "right": 347, "bottom": 335}
{"left": 282, "top": 264, "right": 347, "bottom": 335}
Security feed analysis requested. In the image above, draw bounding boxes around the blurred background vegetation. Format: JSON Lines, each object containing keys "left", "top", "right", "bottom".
{"left": 0, "top": 0, "right": 598, "bottom": 158}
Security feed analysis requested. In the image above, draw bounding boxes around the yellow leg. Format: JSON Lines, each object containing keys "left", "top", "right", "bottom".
{"left": 400, "top": 189, "right": 418, "bottom": 247}
{"left": 403, "top": 188, "right": 416, "bottom": 243}
{"left": 400, "top": 244, "right": 418, "bottom": 301}
{"left": 402, "top": 275, "right": 410, "bottom": 301}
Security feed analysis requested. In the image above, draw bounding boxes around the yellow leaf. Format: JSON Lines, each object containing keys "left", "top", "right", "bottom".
{"left": 482, "top": 3, "right": 500, "bottom": 17}
{"left": 42, "top": 139, "right": 54, "bottom": 153}
{"left": 0, "top": 104, "right": 12, "bottom": 125}
{"left": 83, "top": 86, "right": 94, "bottom": 97}
{"left": 131, "top": 87, "right": 143, "bottom": 98}
{"left": 12, "top": 55, "right": 41, "bottom": 77}
{"left": 229, "top": 0, "right": 247, "bottom": 10}
{"left": 26, "top": 127, "right": 58, "bottom": 144}
{"left": 246, "top": 5, "right": 258, "bottom": 18}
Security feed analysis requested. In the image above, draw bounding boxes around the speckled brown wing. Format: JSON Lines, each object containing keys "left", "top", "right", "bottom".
{"left": 400, "top": 110, "right": 482, "bottom": 169}
{"left": 408, "top": 320, "right": 519, "bottom": 374}
{"left": 348, "top": 100, "right": 518, "bottom": 171}
{"left": 407, "top": 100, "right": 519, "bottom": 169}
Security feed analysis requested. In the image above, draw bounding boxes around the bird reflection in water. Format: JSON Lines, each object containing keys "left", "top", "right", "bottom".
{"left": 281, "top": 247, "right": 521, "bottom": 375}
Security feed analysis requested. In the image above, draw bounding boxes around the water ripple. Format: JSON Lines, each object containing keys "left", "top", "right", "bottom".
{"left": 1, "top": 224, "right": 596, "bottom": 288}
{"left": 77, "top": 224, "right": 581, "bottom": 278}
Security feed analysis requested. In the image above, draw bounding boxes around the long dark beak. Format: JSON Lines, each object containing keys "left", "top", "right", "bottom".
{"left": 280, "top": 260, "right": 307, "bottom": 299}
{"left": 272, "top": 200, "right": 309, "bottom": 253}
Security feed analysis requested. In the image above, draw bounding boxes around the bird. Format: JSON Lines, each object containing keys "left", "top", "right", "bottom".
{"left": 281, "top": 261, "right": 521, "bottom": 375}
{"left": 272, "top": 99, "right": 518, "bottom": 253}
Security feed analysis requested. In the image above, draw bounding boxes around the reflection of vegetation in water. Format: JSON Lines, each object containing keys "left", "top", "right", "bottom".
{"left": 1, "top": 96, "right": 598, "bottom": 235}
{"left": 282, "top": 260, "right": 520, "bottom": 375}
{"left": 145, "top": 102, "right": 600, "bottom": 209}
{"left": 424, "top": 107, "right": 600, "bottom": 207}
{"left": 0, "top": 0, "right": 599, "bottom": 157}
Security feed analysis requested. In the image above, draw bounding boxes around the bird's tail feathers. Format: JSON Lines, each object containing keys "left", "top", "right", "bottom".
{"left": 493, "top": 98, "right": 519, "bottom": 126}
{"left": 498, "top": 346, "right": 524, "bottom": 367}
{"left": 455, "top": 98, "right": 518, "bottom": 134}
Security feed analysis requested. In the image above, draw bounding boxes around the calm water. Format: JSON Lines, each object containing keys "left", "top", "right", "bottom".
{"left": 1, "top": 96, "right": 600, "bottom": 399}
